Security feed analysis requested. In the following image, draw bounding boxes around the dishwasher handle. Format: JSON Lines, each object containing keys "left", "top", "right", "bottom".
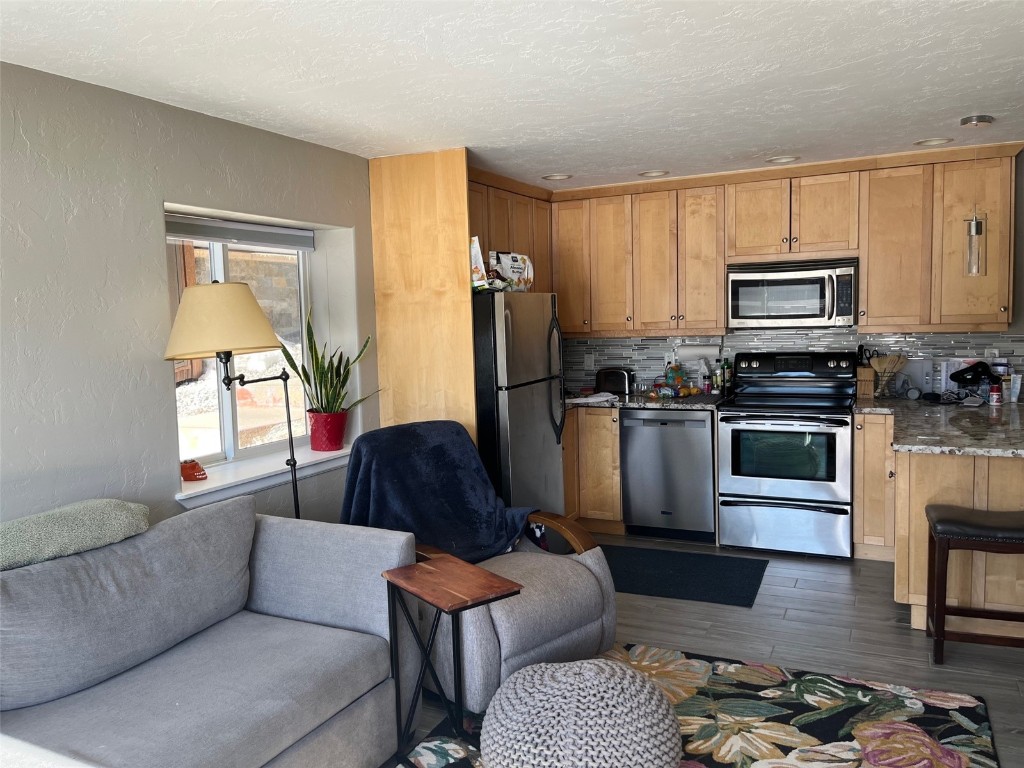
{"left": 621, "top": 416, "right": 708, "bottom": 428}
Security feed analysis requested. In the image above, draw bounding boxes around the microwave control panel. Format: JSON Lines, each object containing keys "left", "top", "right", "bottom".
{"left": 835, "top": 270, "right": 855, "bottom": 325}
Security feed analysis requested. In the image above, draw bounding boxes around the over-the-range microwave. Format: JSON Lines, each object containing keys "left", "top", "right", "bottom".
{"left": 727, "top": 259, "right": 857, "bottom": 330}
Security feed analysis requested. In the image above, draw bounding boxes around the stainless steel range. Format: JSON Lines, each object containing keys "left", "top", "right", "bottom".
{"left": 717, "top": 351, "right": 857, "bottom": 558}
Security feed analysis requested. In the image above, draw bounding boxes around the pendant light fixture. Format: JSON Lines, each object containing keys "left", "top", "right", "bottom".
{"left": 965, "top": 209, "right": 987, "bottom": 277}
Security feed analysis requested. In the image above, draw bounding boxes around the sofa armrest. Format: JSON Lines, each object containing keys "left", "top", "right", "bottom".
{"left": 247, "top": 515, "right": 415, "bottom": 640}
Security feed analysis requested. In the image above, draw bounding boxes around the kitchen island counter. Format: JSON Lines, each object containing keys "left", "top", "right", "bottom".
{"left": 854, "top": 399, "right": 1024, "bottom": 458}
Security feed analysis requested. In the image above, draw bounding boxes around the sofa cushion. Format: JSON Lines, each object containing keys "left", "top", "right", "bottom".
{"left": 0, "top": 610, "right": 391, "bottom": 768}
{"left": 0, "top": 498, "right": 149, "bottom": 571}
{"left": 0, "top": 496, "right": 255, "bottom": 710}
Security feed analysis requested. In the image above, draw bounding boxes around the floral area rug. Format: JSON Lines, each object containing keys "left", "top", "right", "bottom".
{"left": 405, "top": 643, "right": 998, "bottom": 768}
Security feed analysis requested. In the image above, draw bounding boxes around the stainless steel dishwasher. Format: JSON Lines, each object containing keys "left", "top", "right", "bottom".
{"left": 620, "top": 409, "right": 715, "bottom": 542}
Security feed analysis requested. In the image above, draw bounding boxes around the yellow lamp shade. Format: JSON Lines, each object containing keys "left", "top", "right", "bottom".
{"left": 164, "top": 283, "right": 280, "bottom": 360}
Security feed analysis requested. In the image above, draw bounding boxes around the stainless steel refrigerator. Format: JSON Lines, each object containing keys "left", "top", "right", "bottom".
{"left": 473, "top": 291, "right": 566, "bottom": 514}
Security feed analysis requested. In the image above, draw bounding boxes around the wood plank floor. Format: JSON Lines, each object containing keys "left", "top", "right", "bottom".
{"left": 407, "top": 534, "right": 1024, "bottom": 765}
{"left": 604, "top": 534, "right": 1024, "bottom": 766}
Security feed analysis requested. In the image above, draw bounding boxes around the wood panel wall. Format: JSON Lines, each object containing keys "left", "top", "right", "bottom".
{"left": 369, "top": 148, "right": 477, "bottom": 437}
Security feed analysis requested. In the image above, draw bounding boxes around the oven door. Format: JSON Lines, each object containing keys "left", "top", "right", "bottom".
{"left": 728, "top": 269, "right": 836, "bottom": 328}
{"left": 717, "top": 412, "right": 852, "bottom": 503}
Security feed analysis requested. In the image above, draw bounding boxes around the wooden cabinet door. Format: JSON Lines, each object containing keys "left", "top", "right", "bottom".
{"left": 632, "top": 191, "right": 678, "bottom": 332}
{"left": 930, "top": 158, "right": 1012, "bottom": 326}
{"left": 510, "top": 193, "right": 533, "bottom": 255}
{"left": 590, "top": 196, "right": 633, "bottom": 332}
{"left": 532, "top": 199, "right": 552, "bottom": 293}
{"left": 552, "top": 200, "right": 591, "bottom": 332}
{"left": 791, "top": 172, "right": 859, "bottom": 253}
{"left": 561, "top": 407, "right": 579, "bottom": 520}
{"left": 487, "top": 187, "right": 514, "bottom": 253}
{"left": 853, "top": 413, "right": 895, "bottom": 560}
{"left": 578, "top": 408, "right": 621, "bottom": 521}
{"left": 467, "top": 182, "right": 489, "bottom": 258}
{"left": 726, "top": 179, "right": 790, "bottom": 257}
{"left": 679, "top": 186, "right": 726, "bottom": 333}
{"left": 858, "top": 166, "right": 933, "bottom": 328}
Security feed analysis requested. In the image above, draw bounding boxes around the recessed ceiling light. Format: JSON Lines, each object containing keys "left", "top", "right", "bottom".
{"left": 913, "top": 138, "right": 954, "bottom": 146}
{"left": 765, "top": 156, "right": 800, "bottom": 164}
{"left": 638, "top": 170, "right": 669, "bottom": 178}
{"left": 960, "top": 114, "right": 994, "bottom": 127}
{"left": 541, "top": 174, "right": 572, "bottom": 180}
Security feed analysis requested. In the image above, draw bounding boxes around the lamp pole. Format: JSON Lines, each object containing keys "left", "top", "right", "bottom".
{"left": 216, "top": 351, "right": 301, "bottom": 519}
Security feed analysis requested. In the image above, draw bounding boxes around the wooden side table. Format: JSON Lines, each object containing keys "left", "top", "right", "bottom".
{"left": 384, "top": 554, "right": 522, "bottom": 763}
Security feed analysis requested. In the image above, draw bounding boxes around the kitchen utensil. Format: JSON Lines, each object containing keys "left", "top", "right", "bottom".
{"left": 870, "top": 353, "right": 908, "bottom": 396}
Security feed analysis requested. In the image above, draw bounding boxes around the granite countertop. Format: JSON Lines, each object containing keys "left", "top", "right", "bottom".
{"left": 854, "top": 399, "right": 1024, "bottom": 458}
{"left": 567, "top": 393, "right": 722, "bottom": 411}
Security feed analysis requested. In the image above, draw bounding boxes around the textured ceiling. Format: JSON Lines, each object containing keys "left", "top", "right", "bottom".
{"left": 2, "top": 1, "right": 1022, "bottom": 189}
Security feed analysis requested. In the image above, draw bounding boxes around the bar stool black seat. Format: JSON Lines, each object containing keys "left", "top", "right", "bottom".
{"left": 925, "top": 504, "right": 1024, "bottom": 664}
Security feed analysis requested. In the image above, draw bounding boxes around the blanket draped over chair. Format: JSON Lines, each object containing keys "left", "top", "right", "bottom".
{"left": 340, "top": 421, "right": 534, "bottom": 563}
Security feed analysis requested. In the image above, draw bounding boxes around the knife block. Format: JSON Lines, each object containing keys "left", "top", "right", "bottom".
{"left": 857, "top": 366, "right": 876, "bottom": 399}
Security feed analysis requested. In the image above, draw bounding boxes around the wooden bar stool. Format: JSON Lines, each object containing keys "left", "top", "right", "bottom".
{"left": 925, "top": 504, "right": 1024, "bottom": 664}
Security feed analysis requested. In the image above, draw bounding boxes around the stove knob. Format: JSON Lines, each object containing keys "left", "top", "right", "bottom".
{"left": 750, "top": 360, "right": 760, "bottom": 368}
{"left": 839, "top": 360, "right": 850, "bottom": 368}
{"left": 739, "top": 361, "right": 748, "bottom": 368}
{"left": 827, "top": 359, "right": 837, "bottom": 368}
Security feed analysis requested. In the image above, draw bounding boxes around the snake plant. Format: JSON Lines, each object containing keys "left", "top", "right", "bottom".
{"left": 281, "top": 312, "right": 376, "bottom": 413}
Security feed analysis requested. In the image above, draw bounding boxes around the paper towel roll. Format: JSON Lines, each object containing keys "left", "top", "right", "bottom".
{"left": 672, "top": 345, "right": 721, "bottom": 364}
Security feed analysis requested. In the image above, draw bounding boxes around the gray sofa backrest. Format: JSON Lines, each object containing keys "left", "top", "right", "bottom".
{"left": 0, "top": 496, "right": 255, "bottom": 710}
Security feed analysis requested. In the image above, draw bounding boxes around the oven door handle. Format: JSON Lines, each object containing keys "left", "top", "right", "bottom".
{"left": 720, "top": 499, "right": 850, "bottom": 516}
{"left": 719, "top": 415, "right": 851, "bottom": 428}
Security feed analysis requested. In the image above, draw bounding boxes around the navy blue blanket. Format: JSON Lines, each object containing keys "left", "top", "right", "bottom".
{"left": 340, "top": 421, "right": 534, "bottom": 563}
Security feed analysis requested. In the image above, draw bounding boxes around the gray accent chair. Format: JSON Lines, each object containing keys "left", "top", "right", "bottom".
{"left": 0, "top": 496, "right": 417, "bottom": 768}
{"left": 419, "top": 515, "right": 617, "bottom": 715}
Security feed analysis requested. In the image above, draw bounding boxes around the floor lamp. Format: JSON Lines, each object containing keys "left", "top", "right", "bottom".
{"left": 164, "top": 282, "right": 301, "bottom": 519}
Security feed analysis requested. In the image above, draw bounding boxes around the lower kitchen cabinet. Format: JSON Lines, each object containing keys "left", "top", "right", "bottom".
{"left": 894, "top": 452, "right": 1024, "bottom": 637}
{"left": 573, "top": 409, "right": 618, "bottom": 536}
{"left": 852, "top": 413, "right": 896, "bottom": 561}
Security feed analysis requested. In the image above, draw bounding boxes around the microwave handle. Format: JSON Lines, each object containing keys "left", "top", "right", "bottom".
{"left": 825, "top": 273, "right": 836, "bottom": 323}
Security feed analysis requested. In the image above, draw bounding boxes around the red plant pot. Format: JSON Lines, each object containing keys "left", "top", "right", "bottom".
{"left": 308, "top": 410, "right": 348, "bottom": 452}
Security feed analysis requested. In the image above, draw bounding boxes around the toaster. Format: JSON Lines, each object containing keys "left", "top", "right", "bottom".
{"left": 595, "top": 367, "right": 637, "bottom": 396}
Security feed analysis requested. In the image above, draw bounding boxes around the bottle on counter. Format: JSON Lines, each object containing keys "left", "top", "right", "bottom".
{"left": 699, "top": 358, "right": 712, "bottom": 394}
{"left": 722, "top": 358, "right": 732, "bottom": 391}
{"left": 713, "top": 358, "right": 723, "bottom": 391}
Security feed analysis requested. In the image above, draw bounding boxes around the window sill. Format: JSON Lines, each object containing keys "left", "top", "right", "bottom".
{"left": 174, "top": 445, "right": 351, "bottom": 509}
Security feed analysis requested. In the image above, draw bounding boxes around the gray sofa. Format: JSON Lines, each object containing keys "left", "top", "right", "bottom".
{"left": 0, "top": 496, "right": 416, "bottom": 768}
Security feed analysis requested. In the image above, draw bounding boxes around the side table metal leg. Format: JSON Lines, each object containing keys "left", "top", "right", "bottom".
{"left": 387, "top": 583, "right": 404, "bottom": 757}
{"left": 451, "top": 611, "right": 464, "bottom": 738}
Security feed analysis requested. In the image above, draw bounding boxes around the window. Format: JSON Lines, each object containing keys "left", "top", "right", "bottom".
{"left": 166, "top": 215, "right": 314, "bottom": 463}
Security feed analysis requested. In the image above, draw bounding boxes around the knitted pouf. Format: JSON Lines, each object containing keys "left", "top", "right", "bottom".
{"left": 479, "top": 659, "right": 681, "bottom": 768}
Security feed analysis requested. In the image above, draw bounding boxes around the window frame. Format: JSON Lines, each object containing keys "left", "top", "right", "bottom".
{"left": 168, "top": 229, "right": 313, "bottom": 466}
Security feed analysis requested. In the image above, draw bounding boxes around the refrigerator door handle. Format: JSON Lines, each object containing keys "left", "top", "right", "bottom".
{"left": 548, "top": 297, "right": 566, "bottom": 445}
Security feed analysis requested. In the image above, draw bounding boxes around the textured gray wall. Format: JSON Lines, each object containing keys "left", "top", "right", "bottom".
{"left": 1, "top": 64, "right": 374, "bottom": 522}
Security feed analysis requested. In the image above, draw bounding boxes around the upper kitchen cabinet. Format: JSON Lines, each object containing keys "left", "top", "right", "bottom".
{"left": 678, "top": 186, "right": 726, "bottom": 333}
{"left": 858, "top": 166, "right": 934, "bottom": 328}
{"left": 632, "top": 191, "right": 678, "bottom": 333}
{"left": 930, "top": 158, "right": 1012, "bottom": 327}
{"left": 726, "top": 173, "right": 859, "bottom": 260}
{"left": 552, "top": 199, "right": 592, "bottom": 332}
{"left": 532, "top": 199, "right": 552, "bottom": 293}
{"left": 590, "top": 196, "right": 634, "bottom": 332}
{"left": 467, "top": 181, "right": 489, "bottom": 257}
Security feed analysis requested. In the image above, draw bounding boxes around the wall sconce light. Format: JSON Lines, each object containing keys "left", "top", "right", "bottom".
{"left": 964, "top": 211, "right": 987, "bottom": 277}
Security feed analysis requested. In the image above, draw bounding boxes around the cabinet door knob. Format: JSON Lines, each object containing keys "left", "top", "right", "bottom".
{"left": 782, "top": 237, "right": 789, "bottom": 244}
{"left": 583, "top": 320, "right": 589, "bottom": 325}
{"left": 1000, "top": 306, "right": 1008, "bottom": 313}
{"left": 856, "top": 424, "right": 863, "bottom": 430}
{"left": 791, "top": 236, "right": 798, "bottom": 243}
{"left": 670, "top": 315, "right": 677, "bottom": 321}
{"left": 626, "top": 316, "right": 632, "bottom": 322}
{"left": 859, "top": 310, "right": 866, "bottom": 317}
{"left": 612, "top": 417, "right": 618, "bottom": 423}
{"left": 888, "top": 470, "right": 896, "bottom": 479}
{"left": 678, "top": 314, "right": 685, "bottom": 320}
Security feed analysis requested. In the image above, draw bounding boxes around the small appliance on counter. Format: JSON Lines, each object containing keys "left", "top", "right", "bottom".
{"left": 594, "top": 367, "right": 636, "bottom": 397}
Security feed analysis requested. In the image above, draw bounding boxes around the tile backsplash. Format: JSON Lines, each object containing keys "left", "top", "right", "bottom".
{"left": 563, "top": 330, "right": 1024, "bottom": 394}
